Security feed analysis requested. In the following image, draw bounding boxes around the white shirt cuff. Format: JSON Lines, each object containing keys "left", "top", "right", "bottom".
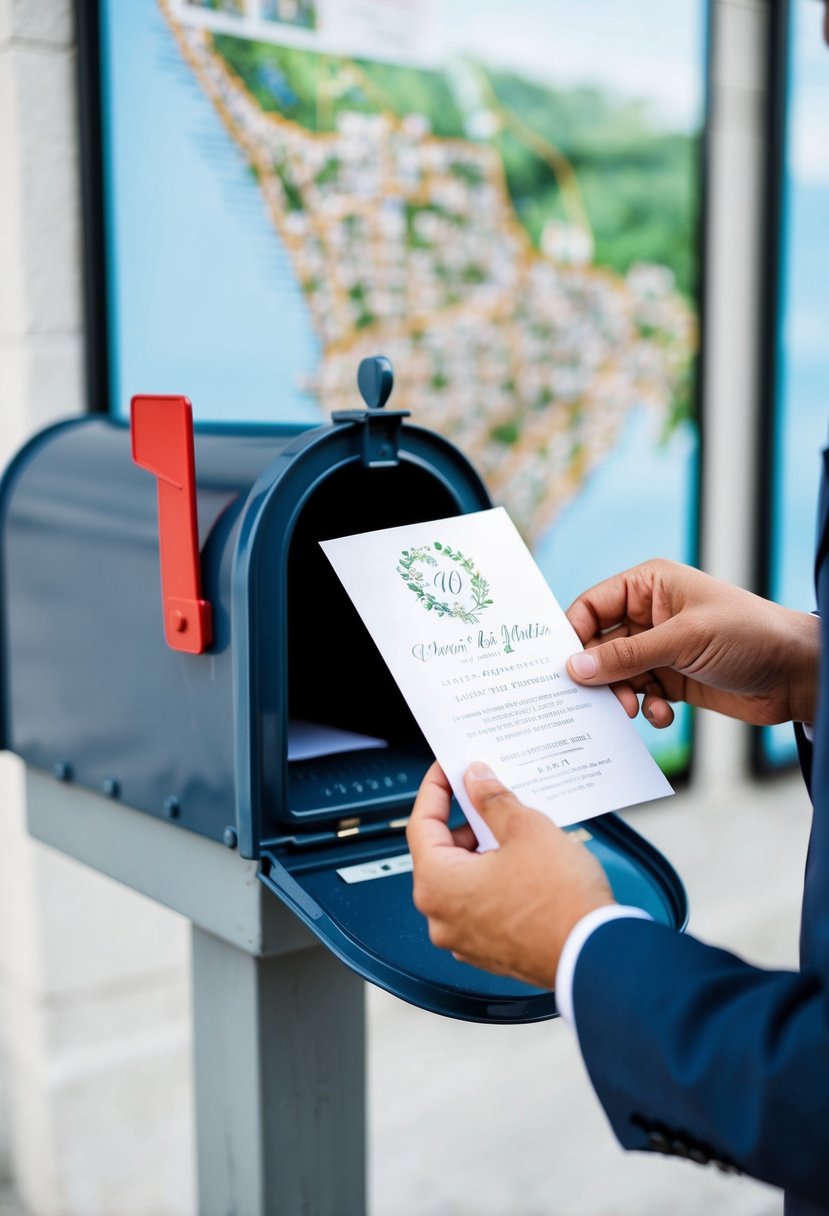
{"left": 555, "top": 904, "right": 654, "bottom": 1027}
{"left": 802, "top": 723, "right": 814, "bottom": 743}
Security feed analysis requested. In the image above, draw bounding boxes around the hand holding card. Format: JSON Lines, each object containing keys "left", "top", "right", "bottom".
{"left": 321, "top": 507, "right": 672, "bottom": 850}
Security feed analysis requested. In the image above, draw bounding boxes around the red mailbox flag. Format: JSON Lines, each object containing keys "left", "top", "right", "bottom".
{"left": 130, "top": 394, "right": 213, "bottom": 655}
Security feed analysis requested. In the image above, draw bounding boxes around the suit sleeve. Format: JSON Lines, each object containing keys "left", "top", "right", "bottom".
{"left": 573, "top": 916, "right": 829, "bottom": 1204}
{"left": 795, "top": 720, "right": 814, "bottom": 800}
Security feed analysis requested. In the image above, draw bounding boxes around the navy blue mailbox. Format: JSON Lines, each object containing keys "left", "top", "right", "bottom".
{"left": 0, "top": 359, "right": 686, "bottom": 1022}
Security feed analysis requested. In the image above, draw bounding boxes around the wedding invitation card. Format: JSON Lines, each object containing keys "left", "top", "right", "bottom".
{"left": 321, "top": 507, "right": 672, "bottom": 851}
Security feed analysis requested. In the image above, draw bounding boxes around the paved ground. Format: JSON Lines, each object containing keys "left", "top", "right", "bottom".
{"left": 0, "top": 772, "right": 812, "bottom": 1215}
{"left": 0, "top": 1188, "right": 21, "bottom": 1216}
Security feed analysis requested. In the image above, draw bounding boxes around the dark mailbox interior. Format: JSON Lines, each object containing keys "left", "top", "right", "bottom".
{"left": 282, "top": 459, "right": 457, "bottom": 832}
{"left": 288, "top": 459, "right": 455, "bottom": 739}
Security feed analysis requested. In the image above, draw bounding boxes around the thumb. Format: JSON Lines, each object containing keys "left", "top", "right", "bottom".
{"left": 567, "top": 619, "right": 682, "bottom": 686}
{"left": 463, "top": 762, "right": 531, "bottom": 843}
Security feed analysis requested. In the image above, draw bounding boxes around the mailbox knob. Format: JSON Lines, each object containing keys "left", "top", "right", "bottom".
{"left": 331, "top": 354, "right": 409, "bottom": 462}
{"left": 357, "top": 356, "right": 394, "bottom": 410}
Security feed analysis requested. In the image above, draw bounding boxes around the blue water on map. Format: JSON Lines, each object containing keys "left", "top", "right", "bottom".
{"left": 102, "top": 0, "right": 323, "bottom": 422}
{"left": 101, "top": 0, "right": 698, "bottom": 772}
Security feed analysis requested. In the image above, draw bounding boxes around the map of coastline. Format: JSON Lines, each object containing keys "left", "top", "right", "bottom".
{"left": 161, "top": 0, "right": 696, "bottom": 542}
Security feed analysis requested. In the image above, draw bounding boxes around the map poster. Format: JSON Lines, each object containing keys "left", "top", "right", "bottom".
{"left": 97, "top": 0, "right": 706, "bottom": 774}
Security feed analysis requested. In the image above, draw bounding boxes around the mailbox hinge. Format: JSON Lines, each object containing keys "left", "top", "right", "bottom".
{"left": 331, "top": 354, "right": 410, "bottom": 468}
{"left": 331, "top": 408, "right": 411, "bottom": 468}
{"left": 266, "top": 813, "right": 410, "bottom": 853}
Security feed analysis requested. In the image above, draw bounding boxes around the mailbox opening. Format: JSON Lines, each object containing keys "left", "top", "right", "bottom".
{"left": 281, "top": 459, "right": 457, "bottom": 833}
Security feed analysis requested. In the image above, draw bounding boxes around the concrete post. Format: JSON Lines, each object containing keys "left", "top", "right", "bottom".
{"left": 696, "top": 0, "right": 770, "bottom": 791}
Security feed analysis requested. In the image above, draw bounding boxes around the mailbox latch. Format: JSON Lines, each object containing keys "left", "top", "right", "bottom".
{"left": 130, "top": 394, "right": 213, "bottom": 655}
{"left": 332, "top": 355, "right": 410, "bottom": 468}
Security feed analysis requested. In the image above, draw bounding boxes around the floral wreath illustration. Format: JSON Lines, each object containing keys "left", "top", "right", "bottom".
{"left": 396, "top": 542, "right": 493, "bottom": 623}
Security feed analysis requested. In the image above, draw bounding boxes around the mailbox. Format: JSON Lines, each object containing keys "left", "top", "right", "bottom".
{"left": 0, "top": 360, "right": 686, "bottom": 1022}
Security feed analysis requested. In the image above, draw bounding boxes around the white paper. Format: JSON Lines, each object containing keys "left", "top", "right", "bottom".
{"left": 321, "top": 507, "right": 673, "bottom": 850}
{"left": 287, "top": 720, "right": 389, "bottom": 762}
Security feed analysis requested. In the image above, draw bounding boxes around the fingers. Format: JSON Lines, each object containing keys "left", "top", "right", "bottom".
{"left": 463, "top": 762, "right": 533, "bottom": 843}
{"left": 603, "top": 675, "right": 676, "bottom": 726}
{"left": 567, "top": 575, "right": 632, "bottom": 644}
{"left": 582, "top": 626, "right": 660, "bottom": 718}
{"left": 406, "top": 762, "right": 456, "bottom": 865}
{"left": 566, "top": 560, "right": 686, "bottom": 647}
{"left": 567, "top": 618, "right": 683, "bottom": 687}
{"left": 642, "top": 691, "right": 675, "bottom": 728}
{"left": 566, "top": 564, "right": 662, "bottom": 644}
{"left": 612, "top": 681, "right": 640, "bottom": 718}
{"left": 451, "top": 822, "right": 479, "bottom": 851}
{"left": 571, "top": 645, "right": 677, "bottom": 727}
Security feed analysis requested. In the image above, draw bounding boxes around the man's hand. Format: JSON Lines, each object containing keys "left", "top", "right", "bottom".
{"left": 565, "top": 559, "right": 820, "bottom": 729}
{"left": 406, "top": 761, "right": 614, "bottom": 990}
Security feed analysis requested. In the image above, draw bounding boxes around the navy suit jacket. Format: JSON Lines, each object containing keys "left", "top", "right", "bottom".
{"left": 572, "top": 452, "right": 829, "bottom": 1214}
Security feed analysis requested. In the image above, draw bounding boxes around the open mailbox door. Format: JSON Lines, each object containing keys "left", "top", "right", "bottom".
{"left": 260, "top": 812, "right": 686, "bottom": 1023}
